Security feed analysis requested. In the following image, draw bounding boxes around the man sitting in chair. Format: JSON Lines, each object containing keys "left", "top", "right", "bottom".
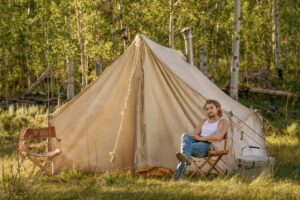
{"left": 173, "top": 99, "right": 228, "bottom": 180}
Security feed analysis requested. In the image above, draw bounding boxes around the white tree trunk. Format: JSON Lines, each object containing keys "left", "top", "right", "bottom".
{"left": 200, "top": 46, "right": 208, "bottom": 75}
{"left": 110, "top": 0, "right": 116, "bottom": 52}
{"left": 56, "top": 78, "right": 61, "bottom": 108}
{"left": 169, "top": 0, "right": 181, "bottom": 48}
{"left": 272, "top": 0, "right": 282, "bottom": 78}
{"left": 214, "top": 0, "right": 221, "bottom": 71}
{"left": 230, "top": 0, "right": 241, "bottom": 100}
{"left": 169, "top": 0, "right": 175, "bottom": 48}
{"left": 181, "top": 27, "right": 194, "bottom": 65}
{"left": 118, "top": 0, "right": 128, "bottom": 49}
{"left": 66, "top": 57, "right": 75, "bottom": 100}
{"left": 75, "top": 0, "right": 87, "bottom": 89}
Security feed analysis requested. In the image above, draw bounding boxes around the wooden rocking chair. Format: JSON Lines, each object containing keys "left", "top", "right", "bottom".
{"left": 190, "top": 133, "right": 228, "bottom": 177}
{"left": 19, "top": 126, "right": 61, "bottom": 180}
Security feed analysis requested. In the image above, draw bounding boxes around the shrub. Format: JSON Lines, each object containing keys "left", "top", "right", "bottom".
{"left": 0, "top": 105, "right": 47, "bottom": 136}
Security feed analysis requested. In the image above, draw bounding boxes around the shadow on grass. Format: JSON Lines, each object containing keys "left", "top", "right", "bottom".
{"left": 9, "top": 178, "right": 245, "bottom": 200}
{"left": 275, "top": 162, "right": 300, "bottom": 182}
{"left": 1, "top": 167, "right": 299, "bottom": 200}
{"left": 27, "top": 187, "right": 217, "bottom": 200}
{"left": 12, "top": 174, "right": 299, "bottom": 200}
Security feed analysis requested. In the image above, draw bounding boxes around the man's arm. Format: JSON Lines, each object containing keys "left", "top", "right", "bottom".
{"left": 192, "top": 119, "right": 206, "bottom": 136}
{"left": 194, "top": 119, "right": 228, "bottom": 142}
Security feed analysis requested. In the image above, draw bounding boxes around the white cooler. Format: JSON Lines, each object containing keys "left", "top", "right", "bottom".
{"left": 236, "top": 146, "right": 275, "bottom": 181}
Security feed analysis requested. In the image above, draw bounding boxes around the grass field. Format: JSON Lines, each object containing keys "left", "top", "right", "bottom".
{"left": 0, "top": 102, "right": 299, "bottom": 200}
{"left": 3, "top": 170, "right": 299, "bottom": 200}
{"left": 0, "top": 134, "right": 299, "bottom": 200}
{"left": 0, "top": 136, "right": 300, "bottom": 199}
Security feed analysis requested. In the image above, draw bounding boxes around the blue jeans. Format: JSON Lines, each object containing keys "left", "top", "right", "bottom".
{"left": 175, "top": 133, "right": 211, "bottom": 179}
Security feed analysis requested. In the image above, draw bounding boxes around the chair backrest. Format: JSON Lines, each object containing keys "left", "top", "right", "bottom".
{"left": 20, "top": 127, "right": 56, "bottom": 140}
{"left": 19, "top": 126, "right": 56, "bottom": 155}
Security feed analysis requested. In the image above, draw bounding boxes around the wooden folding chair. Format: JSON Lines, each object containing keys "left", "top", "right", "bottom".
{"left": 190, "top": 134, "right": 228, "bottom": 177}
{"left": 19, "top": 126, "right": 62, "bottom": 180}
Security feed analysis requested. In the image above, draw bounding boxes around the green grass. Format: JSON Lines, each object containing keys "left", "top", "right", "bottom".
{"left": 0, "top": 166, "right": 299, "bottom": 200}
{"left": 0, "top": 134, "right": 299, "bottom": 199}
{"left": 267, "top": 135, "right": 300, "bottom": 180}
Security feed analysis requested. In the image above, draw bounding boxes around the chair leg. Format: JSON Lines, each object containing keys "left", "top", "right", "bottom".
{"left": 28, "top": 162, "right": 37, "bottom": 178}
{"left": 206, "top": 156, "right": 223, "bottom": 175}
{"left": 207, "top": 159, "right": 224, "bottom": 174}
{"left": 207, "top": 160, "right": 220, "bottom": 174}
{"left": 24, "top": 152, "right": 60, "bottom": 182}
{"left": 198, "top": 156, "right": 211, "bottom": 169}
{"left": 29, "top": 158, "right": 49, "bottom": 173}
{"left": 191, "top": 159, "right": 206, "bottom": 177}
{"left": 191, "top": 155, "right": 226, "bottom": 177}
{"left": 192, "top": 156, "right": 211, "bottom": 177}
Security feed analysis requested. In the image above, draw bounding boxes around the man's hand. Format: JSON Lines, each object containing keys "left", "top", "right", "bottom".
{"left": 192, "top": 134, "right": 204, "bottom": 142}
{"left": 193, "top": 128, "right": 201, "bottom": 135}
{"left": 193, "top": 119, "right": 206, "bottom": 135}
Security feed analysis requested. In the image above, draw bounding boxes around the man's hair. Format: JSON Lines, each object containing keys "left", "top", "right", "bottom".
{"left": 203, "top": 99, "right": 223, "bottom": 117}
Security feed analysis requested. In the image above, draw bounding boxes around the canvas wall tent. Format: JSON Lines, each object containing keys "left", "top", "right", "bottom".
{"left": 50, "top": 35, "right": 267, "bottom": 174}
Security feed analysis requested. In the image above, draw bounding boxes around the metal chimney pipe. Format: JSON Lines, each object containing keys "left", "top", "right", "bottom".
{"left": 181, "top": 27, "right": 194, "bottom": 65}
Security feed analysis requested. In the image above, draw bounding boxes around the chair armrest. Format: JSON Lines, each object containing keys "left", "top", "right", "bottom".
{"left": 208, "top": 150, "right": 228, "bottom": 156}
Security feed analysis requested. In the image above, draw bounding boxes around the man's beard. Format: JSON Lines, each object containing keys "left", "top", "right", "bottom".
{"left": 208, "top": 113, "right": 216, "bottom": 119}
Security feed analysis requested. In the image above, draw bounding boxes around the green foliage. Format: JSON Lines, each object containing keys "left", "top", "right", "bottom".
{"left": 0, "top": 105, "right": 47, "bottom": 136}
{"left": 0, "top": 0, "right": 299, "bottom": 97}
{"left": 285, "top": 122, "right": 300, "bottom": 137}
{"left": 239, "top": 94, "right": 300, "bottom": 133}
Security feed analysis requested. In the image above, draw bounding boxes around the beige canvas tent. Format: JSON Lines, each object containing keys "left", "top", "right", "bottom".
{"left": 50, "top": 35, "right": 268, "bottom": 174}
